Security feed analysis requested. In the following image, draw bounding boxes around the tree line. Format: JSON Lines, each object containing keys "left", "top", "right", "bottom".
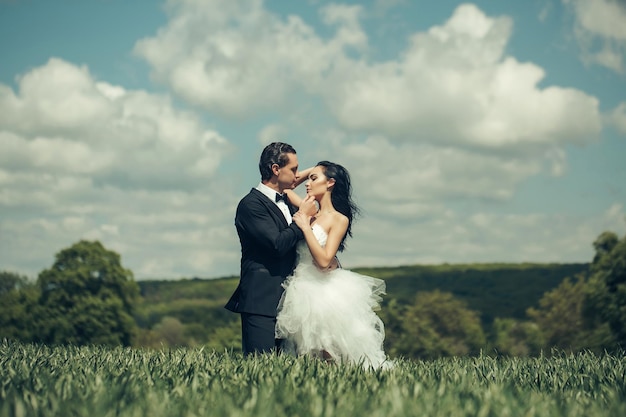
{"left": 1, "top": 231, "right": 625, "bottom": 359}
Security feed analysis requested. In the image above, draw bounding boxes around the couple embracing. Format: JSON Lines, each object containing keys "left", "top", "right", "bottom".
{"left": 225, "top": 142, "right": 389, "bottom": 369}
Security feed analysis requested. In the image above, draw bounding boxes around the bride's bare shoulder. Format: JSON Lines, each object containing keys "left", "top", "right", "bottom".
{"left": 333, "top": 211, "right": 348, "bottom": 222}
{"left": 330, "top": 212, "right": 349, "bottom": 230}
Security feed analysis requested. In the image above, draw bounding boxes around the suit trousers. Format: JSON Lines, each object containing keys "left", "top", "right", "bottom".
{"left": 241, "top": 313, "right": 281, "bottom": 356}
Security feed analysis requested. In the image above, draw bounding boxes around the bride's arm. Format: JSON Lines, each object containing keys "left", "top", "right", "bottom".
{"left": 284, "top": 190, "right": 303, "bottom": 208}
{"left": 295, "top": 167, "right": 313, "bottom": 187}
{"left": 293, "top": 212, "right": 348, "bottom": 270}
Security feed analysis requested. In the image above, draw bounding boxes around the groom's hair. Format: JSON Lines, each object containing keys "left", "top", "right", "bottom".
{"left": 259, "top": 142, "right": 297, "bottom": 181}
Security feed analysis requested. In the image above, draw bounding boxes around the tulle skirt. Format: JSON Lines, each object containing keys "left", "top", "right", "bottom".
{"left": 276, "top": 259, "right": 390, "bottom": 369}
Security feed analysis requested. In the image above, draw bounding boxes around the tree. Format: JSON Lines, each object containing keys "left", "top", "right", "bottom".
{"left": 204, "top": 320, "right": 242, "bottom": 351}
{"left": 585, "top": 231, "right": 626, "bottom": 349}
{"left": 383, "top": 291, "right": 486, "bottom": 359}
{"left": 592, "top": 231, "right": 619, "bottom": 264}
{"left": 0, "top": 271, "right": 29, "bottom": 295}
{"left": 35, "top": 240, "right": 139, "bottom": 346}
{"left": 153, "top": 316, "right": 186, "bottom": 347}
{"left": 0, "top": 272, "right": 39, "bottom": 342}
{"left": 527, "top": 274, "right": 614, "bottom": 353}
{"left": 491, "top": 318, "right": 543, "bottom": 357}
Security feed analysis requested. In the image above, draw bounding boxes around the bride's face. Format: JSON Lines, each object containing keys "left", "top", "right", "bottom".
{"left": 305, "top": 166, "right": 333, "bottom": 200}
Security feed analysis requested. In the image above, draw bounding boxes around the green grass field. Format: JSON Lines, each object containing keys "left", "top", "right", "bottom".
{"left": 1, "top": 340, "right": 625, "bottom": 417}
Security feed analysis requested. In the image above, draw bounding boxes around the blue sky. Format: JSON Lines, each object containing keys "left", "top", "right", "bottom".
{"left": 1, "top": 0, "right": 625, "bottom": 280}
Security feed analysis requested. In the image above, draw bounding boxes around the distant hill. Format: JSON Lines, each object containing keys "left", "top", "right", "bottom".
{"left": 139, "top": 275, "right": 240, "bottom": 303}
{"left": 352, "top": 263, "right": 589, "bottom": 325}
{"left": 135, "top": 263, "right": 589, "bottom": 334}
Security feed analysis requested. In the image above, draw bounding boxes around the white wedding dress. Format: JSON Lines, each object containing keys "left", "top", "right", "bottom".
{"left": 276, "top": 224, "right": 390, "bottom": 369}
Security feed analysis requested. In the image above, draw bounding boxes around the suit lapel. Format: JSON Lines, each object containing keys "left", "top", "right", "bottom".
{"left": 250, "top": 188, "right": 289, "bottom": 227}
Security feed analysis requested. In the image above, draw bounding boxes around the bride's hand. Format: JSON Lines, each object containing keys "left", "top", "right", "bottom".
{"left": 298, "top": 195, "right": 317, "bottom": 217}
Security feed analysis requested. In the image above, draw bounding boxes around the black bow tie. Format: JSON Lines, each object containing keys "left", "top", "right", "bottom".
{"left": 275, "top": 193, "right": 288, "bottom": 203}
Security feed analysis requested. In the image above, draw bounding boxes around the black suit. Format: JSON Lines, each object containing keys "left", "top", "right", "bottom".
{"left": 225, "top": 188, "right": 303, "bottom": 355}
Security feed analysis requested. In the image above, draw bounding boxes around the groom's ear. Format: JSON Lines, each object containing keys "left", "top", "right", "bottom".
{"left": 271, "top": 163, "right": 280, "bottom": 176}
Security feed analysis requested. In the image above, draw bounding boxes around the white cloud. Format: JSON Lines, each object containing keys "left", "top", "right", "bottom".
{"left": 319, "top": 3, "right": 367, "bottom": 51}
{"left": 339, "top": 202, "right": 626, "bottom": 269}
{"left": 136, "top": 2, "right": 601, "bottom": 154}
{"left": 131, "top": 0, "right": 614, "bottom": 278}
{"left": 326, "top": 4, "right": 601, "bottom": 151}
{"left": 373, "top": 0, "right": 407, "bottom": 16}
{"left": 331, "top": 136, "right": 543, "bottom": 205}
{"left": 609, "top": 102, "right": 626, "bottom": 134}
{"left": 134, "top": 0, "right": 365, "bottom": 117}
{"left": 564, "top": 0, "right": 626, "bottom": 72}
{"left": 0, "top": 58, "right": 238, "bottom": 279}
{"left": 566, "top": 0, "right": 626, "bottom": 40}
{"left": 258, "top": 123, "right": 288, "bottom": 145}
{"left": 0, "top": 58, "right": 231, "bottom": 190}
{"left": 0, "top": 60, "right": 116, "bottom": 134}
{"left": 0, "top": 180, "right": 242, "bottom": 279}
{"left": 538, "top": 2, "right": 552, "bottom": 22}
{"left": 303, "top": 132, "right": 625, "bottom": 271}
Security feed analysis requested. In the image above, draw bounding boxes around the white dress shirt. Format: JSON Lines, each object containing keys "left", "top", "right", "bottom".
{"left": 256, "top": 182, "right": 293, "bottom": 224}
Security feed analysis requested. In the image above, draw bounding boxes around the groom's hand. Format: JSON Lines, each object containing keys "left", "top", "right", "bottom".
{"left": 292, "top": 211, "right": 310, "bottom": 229}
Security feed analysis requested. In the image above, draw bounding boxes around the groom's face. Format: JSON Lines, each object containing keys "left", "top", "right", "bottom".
{"left": 275, "top": 153, "right": 299, "bottom": 192}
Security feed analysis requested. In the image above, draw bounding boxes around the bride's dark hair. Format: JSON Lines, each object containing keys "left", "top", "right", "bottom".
{"left": 316, "top": 161, "right": 360, "bottom": 252}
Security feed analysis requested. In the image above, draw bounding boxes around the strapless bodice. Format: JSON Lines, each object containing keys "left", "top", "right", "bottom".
{"left": 311, "top": 223, "right": 328, "bottom": 246}
{"left": 297, "top": 223, "right": 327, "bottom": 260}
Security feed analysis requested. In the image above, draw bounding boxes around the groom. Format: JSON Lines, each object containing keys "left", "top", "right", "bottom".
{"left": 225, "top": 142, "right": 316, "bottom": 356}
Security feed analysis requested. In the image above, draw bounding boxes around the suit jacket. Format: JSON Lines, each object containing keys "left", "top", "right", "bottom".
{"left": 225, "top": 188, "right": 303, "bottom": 317}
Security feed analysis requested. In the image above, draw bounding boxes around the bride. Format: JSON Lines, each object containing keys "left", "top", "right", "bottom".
{"left": 275, "top": 161, "right": 390, "bottom": 369}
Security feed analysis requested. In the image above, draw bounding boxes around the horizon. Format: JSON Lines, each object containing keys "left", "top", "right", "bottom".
{"left": 133, "top": 259, "right": 590, "bottom": 282}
